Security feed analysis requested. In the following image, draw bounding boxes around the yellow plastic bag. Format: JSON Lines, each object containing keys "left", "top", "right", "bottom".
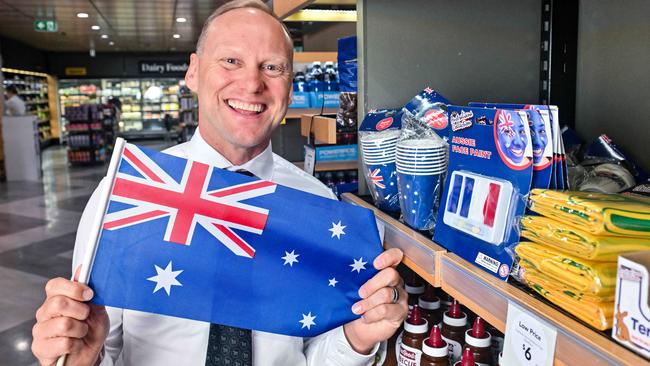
{"left": 520, "top": 215, "right": 650, "bottom": 261}
{"left": 519, "top": 265, "right": 613, "bottom": 330}
{"left": 515, "top": 241, "right": 617, "bottom": 296}
{"left": 528, "top": 189, "right": 650, "bottom": 238}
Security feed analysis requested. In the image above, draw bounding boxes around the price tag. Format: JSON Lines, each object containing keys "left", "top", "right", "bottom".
{"left": 502, "top": 301, "right": 557, "bottom": 366}
{"left": 303, "top": 145, "right": 316, "bottom": 176}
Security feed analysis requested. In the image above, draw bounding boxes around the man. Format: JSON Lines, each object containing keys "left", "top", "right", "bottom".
{"left": 31, "top": 1, "right": 408, "bottom": 365}
{"left": 4, "top": 85, "right": 26, "bottom": 115}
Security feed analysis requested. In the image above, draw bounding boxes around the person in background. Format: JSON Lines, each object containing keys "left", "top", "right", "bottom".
{"left": 163, "top": 113, "right": 174, "bottom": 145}
{"left": 4, "top": 85, "right": 26, "bottom": 115}
{"left": 31, "top": 1, "right": 409, "bottom": 365}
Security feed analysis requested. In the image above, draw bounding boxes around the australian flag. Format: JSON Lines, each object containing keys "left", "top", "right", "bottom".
{"left": 88, "top": 143, "right": 383, "bottom": 337}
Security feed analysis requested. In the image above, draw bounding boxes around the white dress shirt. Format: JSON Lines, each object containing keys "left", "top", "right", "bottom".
{"left": 5, "top": 94, "right": 26, "bottom": 115}
{"left": 72, "top": 127, "right": 379, "bottom": 366}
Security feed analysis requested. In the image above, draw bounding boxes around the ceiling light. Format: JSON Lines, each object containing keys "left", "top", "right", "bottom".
{"left": 101, "top": 34, "right": 108, "bottom": 39}
{"left": 173, "top": 34, "right": 181, "bottom": 39}
{"left": 91, "top": 25, "right": 100, "bottom": 30}
{"left": 109, "top": 41, "right": 115, "bottom": 46}
{"left": 176, "top": 17, "right": 187, "bottom": 23}
{"left": 77, "top": 12, "right": 89, "bottom": 18}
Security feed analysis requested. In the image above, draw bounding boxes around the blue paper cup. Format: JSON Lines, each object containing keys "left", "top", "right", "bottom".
{"left": 365, "top": 162, "right": 400, "bottom": 212}
{"left": 397, "top": 171, "right": 444, "bottom": 230}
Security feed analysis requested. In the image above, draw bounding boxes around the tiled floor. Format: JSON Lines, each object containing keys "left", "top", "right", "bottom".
{"left": 0, "top": 142, "right": 168, "bottom": 365}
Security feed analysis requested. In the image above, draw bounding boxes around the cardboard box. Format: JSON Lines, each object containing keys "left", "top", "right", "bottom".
{"left": 301, "top": 114, "right": 337, "bottom": 144}
{"left": 613, "top": 251, "right": 650, "bottom": 358}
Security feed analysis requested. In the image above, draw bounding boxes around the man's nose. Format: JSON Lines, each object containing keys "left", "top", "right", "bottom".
{"left": 240, "top": 66, "right": 265, "bottom": 94}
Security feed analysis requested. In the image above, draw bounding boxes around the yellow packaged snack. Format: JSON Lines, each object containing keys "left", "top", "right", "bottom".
{"left": 519, "top": 265, "right": 613, "bottom": 330}
{"left": 528, "top": 189, "right": 650, "bottom": 238}
{"left": 515, "top": 241, "right": 617, "bottom": 296}
{"left": 520, "top": 215, "right": 650, "bottom": 261}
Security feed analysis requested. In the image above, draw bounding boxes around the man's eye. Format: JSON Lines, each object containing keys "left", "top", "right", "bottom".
{"left": 262, "top": 64, "right": 285, "bottom": 76}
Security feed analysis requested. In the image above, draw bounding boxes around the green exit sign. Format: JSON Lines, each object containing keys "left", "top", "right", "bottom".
{"left": 34, "top": 20, "right": 58, "bottom": 32}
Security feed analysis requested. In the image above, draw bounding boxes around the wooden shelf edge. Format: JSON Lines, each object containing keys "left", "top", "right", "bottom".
{"left": 285, "top": 108, "right": 337, "bottom": 119}
{"left": 440, "top": 252, "right": 646, "bottom": 365}
{"left": 293, "top": 160, "right": 357, "bottom": 172}
{"left": 341, "top": 193, "right": 445, "bottom": 287}
{"left": 274, "top": 0, "right": 315, "bottom": 19}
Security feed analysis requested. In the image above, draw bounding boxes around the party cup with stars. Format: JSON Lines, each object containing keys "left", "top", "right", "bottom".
{"left": 89, "top": 144, "right": 384, "bottom": 337}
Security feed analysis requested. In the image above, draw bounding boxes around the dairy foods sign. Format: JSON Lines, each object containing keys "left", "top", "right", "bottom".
{"left": 139, "top": 61, "right": 189, "bottom": 75}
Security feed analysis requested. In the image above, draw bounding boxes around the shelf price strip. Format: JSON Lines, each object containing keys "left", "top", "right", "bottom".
{"left": 503, "top": 301, "right": 557, "bottom": 366}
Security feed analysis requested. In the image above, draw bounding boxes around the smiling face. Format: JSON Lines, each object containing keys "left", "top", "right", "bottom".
{"left": 185, "top": 8, "right": 293, "bottom": 163}
{"left": 496, "top": 110, "right": 528, "bottom": 164}
{"left": 527, "top": 111, "right": 548, "bottom": 162}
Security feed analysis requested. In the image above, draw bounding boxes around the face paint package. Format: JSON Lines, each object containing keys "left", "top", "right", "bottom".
{"left": 358, "top": 110, "right": 403, "bottom": 212}
{"left": 469, "top": 103, "right": 554, "bottom": 189}
{"left": 434, "top": 106, "right": 533, "bottom": 281}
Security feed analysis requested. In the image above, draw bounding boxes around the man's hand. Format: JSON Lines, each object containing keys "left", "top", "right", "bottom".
{"left": 32, "top": 272, "right": 109, "bottom": 366}
{"left": 343, "top": 248, "right": 408, "bottom": 354}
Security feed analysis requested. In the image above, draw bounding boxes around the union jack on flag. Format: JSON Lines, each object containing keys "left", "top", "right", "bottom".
{"left": 103, "top": 144, "right": 276, "bottom": 258}
{"left": 369, "top": 168, "right": 386, "bottom": 189}
{"left": 88, "top": 142, "right": 383, "bottom": 337}
{"left": 498, "top": 111, "right": 515, "bottom": 137}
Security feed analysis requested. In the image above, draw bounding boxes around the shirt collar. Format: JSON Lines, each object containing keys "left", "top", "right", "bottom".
{"left": 187, "top": 127, "right": 275, "bottom": 181}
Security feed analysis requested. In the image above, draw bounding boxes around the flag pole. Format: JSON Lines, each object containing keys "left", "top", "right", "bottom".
{"left": 56, "top": 137, "right": 126, "bottom": 366}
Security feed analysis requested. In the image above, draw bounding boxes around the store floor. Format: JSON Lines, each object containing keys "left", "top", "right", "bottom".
{"left": 0, "top": 141, "right": 169, "bottom": 365}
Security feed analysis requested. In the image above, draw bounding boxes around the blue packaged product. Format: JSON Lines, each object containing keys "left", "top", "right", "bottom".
{"left": 359, "top": 109, "right": 403, "bottom": 132}
{"left": 434, "top": 106, "right": 533, "bottom": 281}
{"left": 403, "top": 88, "right": 451, "bottom": 141}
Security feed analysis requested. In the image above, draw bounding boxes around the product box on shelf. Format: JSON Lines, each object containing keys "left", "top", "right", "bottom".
{"left": 288, "top": 91, "right": 310, "bottom": 109}
{"left": 434, "top": 106, "right": 534, "bottom": 281}
{"left": 300, "top": 113, "right": 338, "bottom": 144}
{"left": 614, "top": 251, "right": 650, "bottom": 359}
{"left": 308, "top": 144, "right": 358, "bottom": 162}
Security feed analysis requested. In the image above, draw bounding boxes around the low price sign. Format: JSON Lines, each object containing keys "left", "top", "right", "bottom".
{"left": 503, "top": 301, "right": 557, "bottom": 366}
{"left": 34, "top": 20, "right": 58, "bottom": 32}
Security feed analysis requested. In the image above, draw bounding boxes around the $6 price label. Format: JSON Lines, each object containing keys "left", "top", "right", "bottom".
{"left": 504, "top": 302, "right": 557, "bottom": 366}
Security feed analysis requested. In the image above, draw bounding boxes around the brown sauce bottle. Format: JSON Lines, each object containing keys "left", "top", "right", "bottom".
{"left": 463, "top": 317, "right": 493, "bottom": 366}
{"left": 406, "top": 276, "right": 425, "bottom": 310}
{"left": 398, "top": 305, "right": 429, "bottom": 366}
{"left": 441, "top": 300, "right": 467, "bottom": 364}
{"left": 419, "top": 285, "right": 442, "bottom": 330}
{"left": 420, "top": 325, "right": 450, "bottom": 366}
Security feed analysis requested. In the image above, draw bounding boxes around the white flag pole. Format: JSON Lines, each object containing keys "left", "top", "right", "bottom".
{"left": 57, "top": 137, "right": 126, "bottom": 366}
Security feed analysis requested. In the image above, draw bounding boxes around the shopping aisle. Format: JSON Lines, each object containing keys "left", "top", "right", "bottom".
{"left": 0, "top": 142, "right": 167, "bottom": 365}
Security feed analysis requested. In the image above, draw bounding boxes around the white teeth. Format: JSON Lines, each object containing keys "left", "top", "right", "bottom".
{"left": 228, "top": 100, "right": 263, "bottom": 113}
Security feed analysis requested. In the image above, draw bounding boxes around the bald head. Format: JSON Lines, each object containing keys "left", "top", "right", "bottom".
{"left": 196, "top": 0, "right": 293, "bottom": 56}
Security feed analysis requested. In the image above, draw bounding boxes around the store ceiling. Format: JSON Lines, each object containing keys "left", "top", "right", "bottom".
{"left": 0, "top": 0, "right": 354, "bottom": 53}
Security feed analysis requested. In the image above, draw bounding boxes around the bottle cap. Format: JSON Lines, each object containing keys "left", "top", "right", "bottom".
{"left": 422, "top": 325, "right": 448, "bottom": 357}
{"left": 448, "top": 299, "right": 462, "bottom": 318}
{"left": 409, "top": 304, "right": 425, "bottom": 325}
{"left": 461, "top": 347, "right": 475, "bottom": 366}
{"left": 404, "top": 304, "right": 428, "bottom": 334}
{"left": 471, "top": 317, "right": 485, "bottom": 338}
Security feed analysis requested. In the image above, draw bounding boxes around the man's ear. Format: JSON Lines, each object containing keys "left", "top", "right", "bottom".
{"left": 185, "top": 53, "right": 199, "bottom": 92}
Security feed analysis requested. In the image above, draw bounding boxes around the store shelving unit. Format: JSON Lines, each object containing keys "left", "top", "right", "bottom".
{"left": 64, "top": 104, "right": 117, "bottom": 165}
{"left": 342, "top": 193, "right": 647, "bottom": 365}
{"left": 2, "top": 68, "right": 61, "bottom": 148}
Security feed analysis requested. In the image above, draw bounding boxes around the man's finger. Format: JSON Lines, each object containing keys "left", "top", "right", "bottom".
{"left": 36, "top": 295, "right": 91, "bottom": 323}
{"left": 359, "top": 303, "right": 406, "bottom": 324}
{"left": 33, "top": 316, "right": 89, "bottom": 339}
{"left": 373, "top": 248, "right": 403, "bottom": 270}
{"left": 357, "top": 266, "right": 402, "bottom": 299}
{"left": 31, "top": 336, "right": 84, "bottom": 362}
{"left": 45, "top": 277, "right": 94, "bottom": 302}
{"left": 353, "top": 286, "right": 406, "bottom": 315}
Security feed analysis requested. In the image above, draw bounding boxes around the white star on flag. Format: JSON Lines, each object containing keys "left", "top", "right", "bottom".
{"left": 350, "top": 257, "right": 367, "bottom": 273}
{"left": 328, "top": 278, "right": 338, "bottom": 287}
{"left": 147, "top": 261, "right": 183, "bottom": 296}
{"left": 329, "top": 221, "right": 346, "bottom": 239}
{"left": 281, "top": 250, "right": 300, "bottom": 266}
{"left": 299, "top": 312, "right": 317, "bottom": 329}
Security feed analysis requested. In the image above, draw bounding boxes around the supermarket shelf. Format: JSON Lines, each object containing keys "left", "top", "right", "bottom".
{"left": 341, "top": 193, "right": 444, "bottom": 286}
{"left": 292, "top": 160, "right": 357, "bottom": 172}
{"left": 340, "top": 193, "right": 647, "bottom": 366}
{"left": 285, "top": 108, "right": 337, "bottom": 119}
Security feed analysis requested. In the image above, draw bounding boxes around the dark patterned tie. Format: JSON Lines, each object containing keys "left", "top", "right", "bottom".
{"left": 205, "top": 168, "right": 255, "bottom": 366}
